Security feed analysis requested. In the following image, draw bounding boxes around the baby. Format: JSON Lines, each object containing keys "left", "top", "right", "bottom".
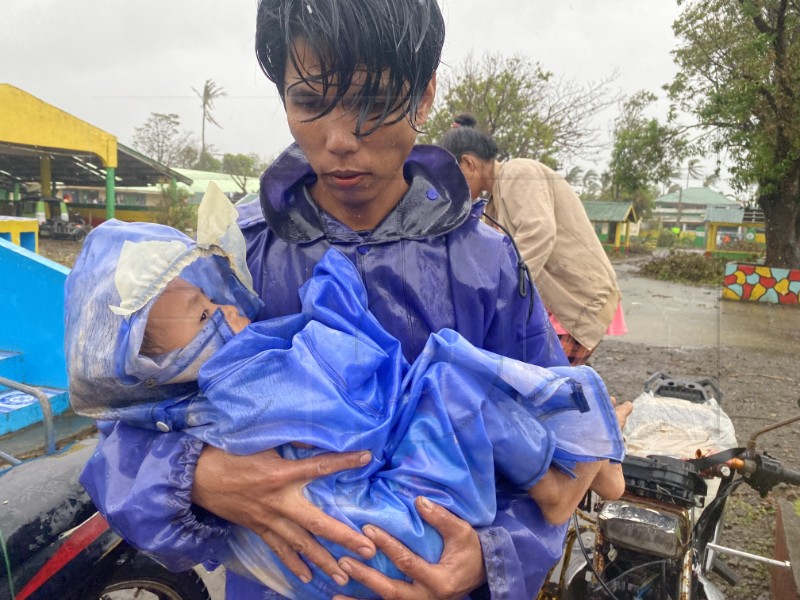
{"left": 66, "top": 185, "right": 625, "bottom": 599}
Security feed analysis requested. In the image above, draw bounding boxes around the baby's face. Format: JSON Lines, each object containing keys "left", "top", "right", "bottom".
{"left": 145, "top": 278, "right": 250, "bottom": 354}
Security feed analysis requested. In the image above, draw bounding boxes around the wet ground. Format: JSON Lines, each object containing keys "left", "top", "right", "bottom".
{"left": 591, "top": 259, "right": 800, "bottom": 600}
{"left": 614, "top": 259, "right": 800, "bottom": 353}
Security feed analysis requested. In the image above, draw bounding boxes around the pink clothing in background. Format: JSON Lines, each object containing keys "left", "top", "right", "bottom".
{"left": 549, "top": 302, "right": 627, "bottom": 338}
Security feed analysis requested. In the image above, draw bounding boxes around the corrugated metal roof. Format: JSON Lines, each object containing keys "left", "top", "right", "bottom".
{"left": 581, "top": 201, "right": 637, "bottom": 222}
{"left": 655, "top": 187, "right": 738, "bottom": 207}
{"left": 0, "top": 85, "right": 192, "bottom": 187}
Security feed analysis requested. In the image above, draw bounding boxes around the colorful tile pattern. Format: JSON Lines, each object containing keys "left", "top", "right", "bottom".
{"left": 723, "top": 262, "right": 800, "bottom": 304}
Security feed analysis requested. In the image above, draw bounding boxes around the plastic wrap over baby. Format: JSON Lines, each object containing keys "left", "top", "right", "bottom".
{"left": 65, "top": 184, "right": 262, "bottom": 425}
{"left": 66, "top": 185, "right": 625, "bottom": 599}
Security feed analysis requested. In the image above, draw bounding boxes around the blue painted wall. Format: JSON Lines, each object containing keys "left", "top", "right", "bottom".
{"left": 0, "top": 238, "right": 69, "bottom": 388}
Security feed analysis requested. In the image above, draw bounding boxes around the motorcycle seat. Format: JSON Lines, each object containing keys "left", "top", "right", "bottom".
{"left": 0, "top": 437, "right": 100, "bottom": 568}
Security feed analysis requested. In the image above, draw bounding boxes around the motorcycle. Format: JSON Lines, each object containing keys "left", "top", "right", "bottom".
{"left": 549, "top": 372, "right": 800, "bottom": 600}
{"left": 0, "top": 378, "right": 211, "bottom": 600}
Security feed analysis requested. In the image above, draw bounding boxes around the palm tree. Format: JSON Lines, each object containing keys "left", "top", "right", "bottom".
{"left": 702, "top": 173, "right": 720, "bottom": 188}
{"left": 581, "top": 169, "right": 600, "bottom": 200}
{"left": 564, "top": 166, "right": 584, "bottom": 186}
{"left": 192, "top": 79, "right": 226, "bottom": 157}
{"left": 676, "top": 158, "right": 704, "bottom": 227}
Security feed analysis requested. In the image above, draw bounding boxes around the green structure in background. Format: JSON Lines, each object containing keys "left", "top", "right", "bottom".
{"left": 581, "top": 201, "right": 638, "bottom": 252}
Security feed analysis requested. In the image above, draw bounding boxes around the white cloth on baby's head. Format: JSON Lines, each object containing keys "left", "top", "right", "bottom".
{"left": 111, "top": 182, "right": 255, "bottom": 317}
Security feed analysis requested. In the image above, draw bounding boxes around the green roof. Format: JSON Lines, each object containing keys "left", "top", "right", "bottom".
{"left": 655, "top": 187, "right": 737, "bottom": 207}
{"left": 581, "top": 201, "right": 637, "bottom": 223}
{"left": 173, "top": 168, "right": 260, "bottom": 196}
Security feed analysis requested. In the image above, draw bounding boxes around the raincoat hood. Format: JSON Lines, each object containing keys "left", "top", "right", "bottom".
{"left": 65, "top": 184, "right": 262, "bottom": 420}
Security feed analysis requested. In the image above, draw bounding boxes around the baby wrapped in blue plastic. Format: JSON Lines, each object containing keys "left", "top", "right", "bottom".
{"left": 66, "top": 185, "right": 625, "bottom": 599}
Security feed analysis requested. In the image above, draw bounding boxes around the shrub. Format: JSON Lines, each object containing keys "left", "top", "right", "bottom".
{"left": 625, "top": 237, "right": 654, "bottom": 255}
{"left": 637, "top": 251, "right": 727, "bottom": 286}
{"left": 719, "top": 238, "right": 763, "bottom": 254}
{"left": 657, "top": 228, "right": 677, "bottom": 248}
{"left": 156, "top": 183, "right": 197, "bottom": 233}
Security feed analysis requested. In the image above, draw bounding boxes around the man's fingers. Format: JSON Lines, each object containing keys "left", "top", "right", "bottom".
{"left": 260, "top": 519, "right": 350, "bottom": 585}
{"left": 361, "top": 524, "right": 431, "bottom": 580}
{"left": 260, "top": 529, "right": 312, "bottom": 583}
{"left": 415, "top": 496, "right": 471, "bottom": 541}
{"left": 294, "top": 450, "right": 372, "bottom": 483}
{"left": 289, "top": 501, "right": 376, "bottom": 559}
{"left": 338, "top": 555, "right": 413, "bottom": 600}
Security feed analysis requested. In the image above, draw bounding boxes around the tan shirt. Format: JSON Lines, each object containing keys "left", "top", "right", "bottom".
{"left": 485, "top": 158, "right": 621, "bottom": 349}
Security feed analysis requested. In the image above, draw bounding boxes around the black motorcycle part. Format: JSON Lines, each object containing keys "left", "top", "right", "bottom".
{"left": 79, "top": 550, "right": 212, "bottom": 600}
{"left": 746, "top": 453, "right": 800, "bottom": 496}
{"left": 622, "top": 454, "right": 707, "bottom": 507}
{"left": 4, "top": 521, "right": 121, "bottom": 600}
{"left": 0, "top": 439, "right": 98, "bottom": 579}
{"left": 643, "top": 372, "right": 722, "bottom": 403}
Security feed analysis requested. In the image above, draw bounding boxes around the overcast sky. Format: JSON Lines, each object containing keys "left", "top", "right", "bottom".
{"left": 3, "top": 1, "right": 684, "bottom": 176}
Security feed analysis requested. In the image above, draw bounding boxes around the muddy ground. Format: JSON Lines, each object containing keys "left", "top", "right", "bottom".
{"left": 39, "top": 238, "right": 799, "bottom": 599}
{"left": 590, "top": 260, "right": 800, "bottom": 600}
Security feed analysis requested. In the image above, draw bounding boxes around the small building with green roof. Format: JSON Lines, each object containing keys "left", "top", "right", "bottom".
{"left": 581, "top": 200, "right": 638, "bottom": 251}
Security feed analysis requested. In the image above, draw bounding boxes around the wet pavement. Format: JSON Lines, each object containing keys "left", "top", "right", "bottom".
{"left": 615, "top": 261, "right": 800, "bottom": 355}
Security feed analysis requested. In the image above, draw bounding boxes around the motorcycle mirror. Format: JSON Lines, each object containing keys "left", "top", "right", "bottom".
{"left": 747, "top": 412, "right": 800, "bottom": 452}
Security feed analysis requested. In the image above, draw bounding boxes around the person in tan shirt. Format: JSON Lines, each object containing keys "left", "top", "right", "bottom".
{"left": 439, "top": 114, "right": 625, "bottom": 364}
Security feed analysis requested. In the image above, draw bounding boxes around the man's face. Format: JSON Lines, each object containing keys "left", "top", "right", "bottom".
{"left": 283, "top": 38, "right": 435, "bottom": 229}
{"left": 145, "top": 278, "right": 250, "bottom": 354}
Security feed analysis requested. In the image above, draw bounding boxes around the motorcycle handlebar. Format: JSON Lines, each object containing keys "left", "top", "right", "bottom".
{"left": 735, "top": 454, "right": 800, "bottom": 496}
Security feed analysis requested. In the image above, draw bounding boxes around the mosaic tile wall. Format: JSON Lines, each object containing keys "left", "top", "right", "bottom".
{"left": 723, "top": 263, "right": 800, "bottom": 304}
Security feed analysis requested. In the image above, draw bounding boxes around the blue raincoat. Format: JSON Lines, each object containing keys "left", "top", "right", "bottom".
{"left": 78, "top": 144, "right": 624, "bottom": 599}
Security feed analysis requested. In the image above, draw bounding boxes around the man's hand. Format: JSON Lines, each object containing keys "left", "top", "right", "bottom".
{"left": 191, "top": 446, "right": 375, "bottom": 586}
{"left": 332, "top": 497, "right": 486, "bottom": 600}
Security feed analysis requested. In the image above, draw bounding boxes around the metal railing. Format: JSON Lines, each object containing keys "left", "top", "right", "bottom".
{"left": 0, "top": 376, "right": 55, "bottom": 461}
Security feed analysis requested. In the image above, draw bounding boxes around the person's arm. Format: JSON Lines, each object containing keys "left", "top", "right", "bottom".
{"left": 494, "top": 160, "right": 558, "bottom": 280}
{"left": 80, "top": 421, "right": 229, "bottom": 571}
{"left": 590, "top": 461, "right": 626, "bottom": 499}
{"left": 81, "top": 420, "right": 376, "bottom": 584}
{"left": 527, "top": 461, "right": 606, "bottom": 525}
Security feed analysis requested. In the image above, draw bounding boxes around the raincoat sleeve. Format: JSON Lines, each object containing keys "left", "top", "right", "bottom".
{"left": 79, "top": 420, "right": 230, "bottom": 572}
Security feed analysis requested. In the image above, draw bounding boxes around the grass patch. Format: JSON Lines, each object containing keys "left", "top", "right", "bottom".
{"left": 637, "top": 251, "right": 728, "bottom": 286}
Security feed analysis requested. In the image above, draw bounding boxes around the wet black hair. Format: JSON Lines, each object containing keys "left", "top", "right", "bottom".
{"left": 255, "top": 0, "right": 445, "bottom": 137}
{"left": 438, "top": 113, "right": 499, "bottom": 162}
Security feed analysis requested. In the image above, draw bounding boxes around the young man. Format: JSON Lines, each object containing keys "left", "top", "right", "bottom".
{"left": 80, "top": 1, "right": 608, "bottom": 598}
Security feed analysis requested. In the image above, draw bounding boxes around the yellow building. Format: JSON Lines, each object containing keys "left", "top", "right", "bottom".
{"left": 0, "top": 84, "right": 191, "bottom": 220}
